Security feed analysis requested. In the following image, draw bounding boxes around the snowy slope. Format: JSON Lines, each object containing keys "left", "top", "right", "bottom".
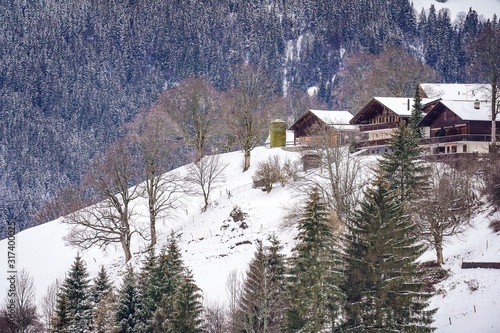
{"left": 412, "top": 0, "right": 500, "bottom": 19}
{"left": 1, "top": 146, "right": 500, "bottom": 332}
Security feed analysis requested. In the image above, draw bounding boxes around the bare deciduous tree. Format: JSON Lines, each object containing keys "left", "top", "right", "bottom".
{"left": 334, "top": 45, "right": 438, "bottom": 113}
{"left": 253, "top": 155, "right": 288, "bottom": 193}
{"left": 225, "top": 269, "right": 242, "bottom": 333}
{"left": 158, "top": 76, "right": 221, "bottom": 161}
{"left": 2, "top": 269, "right": 41, "bottom": 333}
{"left": 128, "top": 108, "right": 187, "bottom": 248}
{"left": 186, "top": 154, "right": 228, "bottom": 212}
{"left": 225, "top": 65, "right": 282, "bottom": 171}
{"left": 40, "top": 280, "right": 60, "bottom": 332}
{"left": 203, "top": 302, "right": 227, "bottom": 333}
{"left": 419, "top": 162, "right": 480, "bottom": 265}
{"left": 64, "top": 139, "right": 142, "bottom": 262}
{"left": 297, "top": 127, "right": 367, "bottom": 227}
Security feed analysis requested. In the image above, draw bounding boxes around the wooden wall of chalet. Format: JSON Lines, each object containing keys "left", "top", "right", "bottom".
{"left": 292, "top": 113, "right": 327, "bottom": 137}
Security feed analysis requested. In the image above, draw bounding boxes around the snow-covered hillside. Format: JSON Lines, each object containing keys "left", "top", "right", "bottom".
{"left": 1, "top": 146, "right": 500, "bottom": 332}
{"left": 412, "top": 0, "right": 500, "bottom": 19}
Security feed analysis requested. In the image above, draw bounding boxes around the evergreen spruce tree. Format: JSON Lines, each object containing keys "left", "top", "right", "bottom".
{"left": 168, "top": 270, "right": 204, "bottom": 333}
{"left": 286, "top": 188, "right": 344, "bottom": 333}
{"left": 135, "top": 248, "right": 157, "bottom": 333}
{"left": 410, "top": 85, "right": 424, "bottom": 138}
{"left": 91, "top": 266, "right": 116, "bottom": 333}
{"left": 236, "top": 238, "right": 287, "bottom": 333}
{"left": 137, "top": 233, "right": 185, "bottom": 332}
{"left": 54, "top": 255, "right": 93, "bottom": 333}
{"left": 152, "top": 236, "right": 185, "bottom": 332}
{"left": 53, "top": 292, "right": 70, "bottom": 333}
{"left": 378, "top": 122, "right": 427, "bottom": 205}
{"left": 343, "top": 179, "right": 436, "bottom": 332}
{"left": 91, "top": 266, "right": 113, "bottom": 305}
{"left": 116, "top": 266, "right": 139, "bottom": 333}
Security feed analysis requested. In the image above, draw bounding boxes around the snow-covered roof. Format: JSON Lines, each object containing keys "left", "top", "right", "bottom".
{"left": 420, "top": 83, "right": 491, "bottom": 102}
{"left": 439, "top": 100, "right": 493, "bottom": 121}
{"left": 309, "top": 109, "right": 353, "bottom": 125}
{"left": 373, "top": 97, "right": 439, "bottom": 116}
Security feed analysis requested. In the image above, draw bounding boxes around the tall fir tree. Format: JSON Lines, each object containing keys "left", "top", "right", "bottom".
{"left": 378, "top": 122, "right": 427, "bottom": 205}
{"left": 53, "top": 255, "right": 93, "bottom": 333}
{"left": 168, "top": 270, "right": 204, "bottom": 333}
{"left": 116, "top": 266, "right": 139, "bottom": 333}
{"left": 92, "top": 266, "right": 116, "bottom": 333}
{"left": 286, "top": 188, "right": 344, "bottom": 333}
{"left": 53, "top": 292, "right": 70, "bottom": 333}
{"left": 410, "top": 85, "right": 424, "bottom": 138}
{"left": 343, "top": 180, "right": 436, "bottom": 332}
{"left": 136, "top": 233, "right": 186, "bottom": 333}
{"left": 91, "top": 266, "right": 113, "bottom": 305}
{"left": 236, "top": 237, "right": 287, "bottom": 333}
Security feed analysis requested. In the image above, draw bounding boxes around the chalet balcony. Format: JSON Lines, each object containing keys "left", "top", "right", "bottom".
{"left": 418, "top": 134, "right": 500, "bottom": 145}
{"left": 353, "top": 134, "right": 500, "bottom": 151}
{"left": 353, "top": 138, "right": 392, "bottom": 149}
{"left": 358, "top": 122, "right": 399, "bottom": 132}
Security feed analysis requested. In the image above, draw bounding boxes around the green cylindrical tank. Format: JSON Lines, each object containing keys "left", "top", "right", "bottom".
{"left": 270, "top": 119, "right": 287, "bottom": 148}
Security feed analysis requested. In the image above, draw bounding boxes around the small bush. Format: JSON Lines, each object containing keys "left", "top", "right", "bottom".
{"left": 489, "top": 219, "right": 500, "bottom": 233}
{"left": 253, "top": 155, "right": 288, "bottom": 193}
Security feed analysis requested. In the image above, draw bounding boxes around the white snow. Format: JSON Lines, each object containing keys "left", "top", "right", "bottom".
{"left": 374, "top": 97, "right": 440, "bottom": 116}
{"left": 439, "top": 100, "right": 493, "bottom": 121}
{"left": 1, "top": 146, "right": 500, "bottom": 332}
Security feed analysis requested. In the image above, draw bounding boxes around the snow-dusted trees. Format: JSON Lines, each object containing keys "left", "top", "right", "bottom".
{"left": 186, "top": 154, "right": 228, "bottom": 212}
{"left": 235, "top": 237, "right": 287, "bottom": 333}
{"left": 378, "top": 122, "right": 428, "bottom": 205}
{"left": 224, "top": 65, "right": 282, "bottom": 171}
{"left": 343, "top": 180, "right": 435, "bottom": 332}
{"left": 158, "top": 76, "right": 221, "bottom": 161}
{"left": 116, "top": 266, "right": 139, "bottom": 333}
{"left": 53, "top": 255, "right": 93, "bottom": 333}
{"left": 297, "top": 126, "right": 366, "bottom": 226}
{"left": 419, "top": 162, "right": 480, "bottom": 264}
{"left": 286, "top": 188, "right": 344, "bottom": 332}
{"left": 135, "top": 234, "right": 204, "bottom": 333}
{"left": 0, "top": 269, "right": 41, "bottom": 333}
{"left": 128, "top": 107, "right": 186, "bottom": 248}
{"left": 64, "top": 139, "right": 142, "bottom": 263}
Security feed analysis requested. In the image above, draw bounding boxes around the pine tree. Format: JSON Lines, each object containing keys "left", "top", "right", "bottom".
{"left": 53, "top": 292, "right": 70, "bottom": 333}
{"left": 410, "top": 85, "right": 424, "bottom": 138}
{"left": 378, "top": 122, "right": 427, "bottom": 205}
{"left": 137, "top": 234, "right": 185, "bottom": 332}
{"left": 168, "top": 270, "right": 204, "bottom": 333}
{"left": 286, "top": 188, "right": 344, "bottom": 333}
{"left": 152, "top": 236, "right": 185, "bottom": 332}
{"left": 91, "top": 266, "right": 115, "bottom": 333}
{"left": 236, "top": 238, "right": 287, "bottom": 333}
{"left": 91, "top": 266, "right": 113, "bottom": 305}
{"left": 343, "top": 180, "right": 436, "bottom": 332}
{"left": 116, "top": 266, "right": 139, "bottom": 333}
{"left": 53, "top": 255, "right": 93, "bottom": 333}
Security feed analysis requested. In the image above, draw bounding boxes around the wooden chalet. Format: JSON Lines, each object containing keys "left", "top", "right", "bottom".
{"left": 289, "top": 109, "right": 356, "bottom": 146}
{"left": 350, "top": 97, "right": 438, "bottom": 154}
{"left": 418, "top": 100, "right": 499, "bottom": 154}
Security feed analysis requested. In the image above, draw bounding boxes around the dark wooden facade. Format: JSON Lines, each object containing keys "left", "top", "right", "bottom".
{"left": 419, "top": 102, "right": 499, "bottom": 138}
{"left": 289, "top": 111, "right": 329, "bottom": 140}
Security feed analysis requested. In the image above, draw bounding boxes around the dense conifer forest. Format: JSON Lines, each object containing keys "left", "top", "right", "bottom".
{"left": 0, "top": 0, "right": 493, "bottom": 237}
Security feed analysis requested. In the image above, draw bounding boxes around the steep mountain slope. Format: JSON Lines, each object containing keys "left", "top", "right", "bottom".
{"left": 1, "top": 146, "right": 500, "bottom": 332}
{"left": 3, "top": 0, "right": 500, "bottom": 238}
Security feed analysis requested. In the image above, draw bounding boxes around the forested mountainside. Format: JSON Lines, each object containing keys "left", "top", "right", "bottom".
{"left": 0, "top": 0, "right": 493, "bottom": 237}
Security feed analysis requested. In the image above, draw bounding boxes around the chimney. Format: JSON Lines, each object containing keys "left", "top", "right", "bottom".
{"left": 407, "top": 98, "right": 410, "bottom": 110}
{"left": 474, "top": 99, "right": 480, "bottom": 109}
